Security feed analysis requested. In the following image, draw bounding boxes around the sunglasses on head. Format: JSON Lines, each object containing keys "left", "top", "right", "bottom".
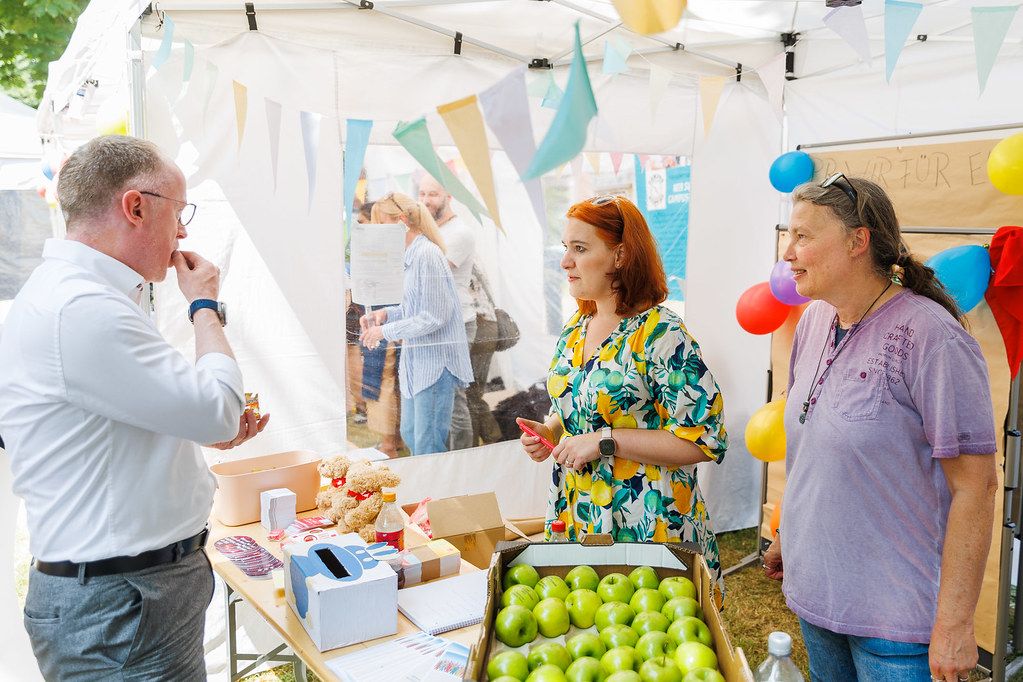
{"left": 819, "top": 172, "right": 859, "bottom": 207}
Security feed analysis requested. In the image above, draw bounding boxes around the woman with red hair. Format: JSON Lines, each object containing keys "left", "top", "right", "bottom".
{"left": 517, "top": 195, "right": 729, "bottom": 606}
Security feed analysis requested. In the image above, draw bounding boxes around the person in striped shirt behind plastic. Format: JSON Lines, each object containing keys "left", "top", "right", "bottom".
{"left": 359, "top": 193, "right": 472, "bottom": 456}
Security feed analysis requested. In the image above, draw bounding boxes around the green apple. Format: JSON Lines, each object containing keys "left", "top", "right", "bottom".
{"left": 566, "top": 632, "right": 607, "bottom": 661}
{"left": 528, "top": 642, "right": 573, "bottom": 672}
{"left": 601, "top": 646, "right": 642, "bottom": 674}
{"left": 527, "top": 663, "right": 569, "bottom": 682}
{"left": 605, "top": 673, "right": 643, "bottom": 682}
{"left": 657, "top": 576, "right": 697, "bottom": 602}
{"left": 639, "top": 655, "right": 683, "bottom": 682}
{"left": 565, "top": 656, "right": 608, "bottom": 682}
{"left": 505, "top": 563, "right": 542, "bottom": 590}
{"left": 493, "top": 677, "right": 523, "bottom": 682}
{"left": 503, "top": 584, "right": 542, "bottom": 610}
{"left": 632, "top": 610, "right": 671, "bottom": 636}
{"left": 628, "top": 566, "right": 660, "bottom": 590}
{"left": 566, "top": 588, "right": 603, "bottom": 629}
{"left": 565, "top": 565, "right": 601, "bottom": 592}
{"left": 495, "top": 604, "right": 539, "bottom": 648}
{"left": 599, "top": 623, "right": 640, "bottom": 650}
{"left": 673, "top": 642, "right": 717, "bottom": 675}
{"left": 667, "top": 617, "right": 713, "bottom": 648}
{"left": 535, "top": 574, "right": 571, "bottom": 601}
{"left": 661, "top": 597, "right": 704, "bottom": 623}
{"left": 681, "top": 668, "right": 725, "bottom": 682}
{"left": 594, "top": 601, "right": 636, "bottom": 631}
{"left": 597, "top": 573, "right": 636, "bottom": 604}
{"left": 630, "top": 588, "right": 666, "bottom": 614}
{"left": 533, "top": 597, "right": 571, "bottom": 639}
{"left": 488, "top": 650, "right": 530, "bottom": 681}
{"left": 635, "top": 631, "right": 678, "bottom": 661}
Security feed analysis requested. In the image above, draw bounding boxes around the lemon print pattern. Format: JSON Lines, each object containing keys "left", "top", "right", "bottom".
{"left": 542, "top": 305, "right": 728, "bottom": 606}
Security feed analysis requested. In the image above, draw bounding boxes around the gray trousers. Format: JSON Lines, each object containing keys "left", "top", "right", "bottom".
{"left": 23, "top": 549, "right": 213, "bottom": 681}
{"left": 448, "top": 318, "right": 477, "bottom": 451}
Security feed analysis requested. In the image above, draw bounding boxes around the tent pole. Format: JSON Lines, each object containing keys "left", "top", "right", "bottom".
{"left": 994, "top": 369, "right": 1021, "bottom": 682}
{"left": 127, "top": 14, "right": 146, "bottom": 138}
{"left": 797, "top": 123, "right": 1023, "bottom": 151}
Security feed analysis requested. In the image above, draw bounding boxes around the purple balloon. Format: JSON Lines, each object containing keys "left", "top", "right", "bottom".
{"left": 769, "top": 260, "right": 810, "bottom": 306}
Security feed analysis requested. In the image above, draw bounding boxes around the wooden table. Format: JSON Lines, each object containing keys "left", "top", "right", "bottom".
{"left": 208, "top": 513, "right": 483, "bottom": 681}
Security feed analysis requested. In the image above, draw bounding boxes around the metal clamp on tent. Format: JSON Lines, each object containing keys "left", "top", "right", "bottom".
{"left": 454, "top": 31, "right": 462, "bottom": 55}
{"left": 529, "top": 57, "right": 551, "bottom": 70}
{"left": 736, "top": 63, "right": 742, "bottom": 82}
{"left": 245, "top": 2, "right": 257, "bottom": 31}
{"left": 782, "top": 32, "right": 798, "bottom": 81}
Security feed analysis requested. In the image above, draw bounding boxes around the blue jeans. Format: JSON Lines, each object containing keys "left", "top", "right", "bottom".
{"left": 23, "top": 549, "right": 213, "bottom": 681}
{"left": 799, "top": 617, "right": 931, "bottom": 682}
{"left": 401, "top": 369, "right": 458, "bottom": 455}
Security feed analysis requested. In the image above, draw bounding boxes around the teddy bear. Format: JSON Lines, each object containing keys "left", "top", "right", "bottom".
{"left": 315, "top": 454, "right": 401, "bottom": 543}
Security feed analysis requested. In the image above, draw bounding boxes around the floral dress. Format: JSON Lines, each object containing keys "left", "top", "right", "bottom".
{"left": 545, "top": 305, "right": 728, "bottom": 607}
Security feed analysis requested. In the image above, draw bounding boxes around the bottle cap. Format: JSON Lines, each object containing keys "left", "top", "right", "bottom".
{"left": 551, "top": 520, "right": 566, "bottom": 532}
{"left": 767, "top": 631, "right": 792, "bottom": 657}
{"left": 382, "top": 491, "right": 396, "bottom": 502}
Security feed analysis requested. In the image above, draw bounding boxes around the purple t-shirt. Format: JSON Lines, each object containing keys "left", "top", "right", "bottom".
{"left": 781, "top": 289, "right": 996, "bottom": 642}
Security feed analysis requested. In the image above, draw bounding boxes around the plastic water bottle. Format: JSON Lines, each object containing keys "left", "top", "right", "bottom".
{"left": 754, "top": 632, "right": 805, "bottom": 682}
{"left": 548, "top": 519, "right": 568, "bottom": 542}
{"left": 374, "top": 491, "right": 404, "bottom": 551}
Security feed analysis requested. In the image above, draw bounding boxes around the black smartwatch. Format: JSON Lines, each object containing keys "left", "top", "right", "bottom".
{"left": 188, "top": 298, "right": 227, "bottom": 327}
{"left": 599, "top": 425, "right": 616, "bottom": 456}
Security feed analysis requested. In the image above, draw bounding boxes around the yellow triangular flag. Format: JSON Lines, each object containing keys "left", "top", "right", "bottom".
{"left": 585, "top": 152, "right": 602, "bottom": 174}
{"left": 437, "top": 95, "right": 503, "bottom": 233}
{"left": 232, "top": 80, "right": 247, "bottom": 153}
{"left": 699, "top": 77, "right": 726, "bottom": 139}
{"left": 612, "top": 0, "right": 686, "bottom": 35}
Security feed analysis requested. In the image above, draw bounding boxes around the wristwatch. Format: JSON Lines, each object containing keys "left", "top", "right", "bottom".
{"left": 599, "top": 426, "right": 616, "bottom": 456}
{"left": 188, "top": 298, "right": 227, "bottom": 326}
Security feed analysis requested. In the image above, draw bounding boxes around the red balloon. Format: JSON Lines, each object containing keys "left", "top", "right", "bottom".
{"left": 736, "top": 282, "right": 791, "bottom": 334}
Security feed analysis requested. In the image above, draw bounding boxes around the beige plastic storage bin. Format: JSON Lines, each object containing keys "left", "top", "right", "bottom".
{"left": 211, "top": 450, "right": 322, "bottom": 526}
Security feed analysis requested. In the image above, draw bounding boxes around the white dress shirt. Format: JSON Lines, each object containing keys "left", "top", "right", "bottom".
{"left": 0, "top": 239, "right": 243, "bottom": 562}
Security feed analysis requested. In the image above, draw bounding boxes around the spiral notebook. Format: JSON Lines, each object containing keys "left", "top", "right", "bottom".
{"left": 396, "top": 570, "right": 489, "bottom": 635}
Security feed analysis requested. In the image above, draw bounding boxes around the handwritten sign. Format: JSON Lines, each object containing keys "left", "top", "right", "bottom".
{"left": 809, "top": 138, "right": 1023, "bottom": 228}
{"left": 350, "top": 223, "right": 405, "bottom": 306}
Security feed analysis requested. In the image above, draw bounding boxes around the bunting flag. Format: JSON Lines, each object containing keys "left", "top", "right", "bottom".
{"left": 614, "top": 37, "right": 634, "bottom": 61}
{"left": 649, "top": 63, "right": 673, "bottom": 122}
{"left": 757, "top": 52, "right": 787, "bottom": 123}
{"left": 344, "top": 119, "right": 373, "bottom": 238}
{"left": 392, "top": 117, "right": 490, "bottom": 223}
{"left": 300, "top": 111, "right": 321, "bottom": 213}
{"left": 527, "top": 70, "right": 554, "bottom": 98}
{"left": 698, "top": 77, "right": 726, "bottom": 139}
{"left": 585, "top": 152, "right": 602, "bottom": 174}
{"left": 972, "top": 6, "right": 1018, "bottom": 95}
{"left": 265, "top": 99, "right": 282, "bottom": 192}
{"left": 523, "top": 22, "right": 598, "bottom": 181}
{"left": 438, "top": 95, "right": 504, "bottom": 233}
{"left": 884, "top": 0, "right": 923, "bottom": 83}
{"left": 202, "top": 62, "right": 218, "bottom": 123}
{"left": 232, "top": 80, "right": 247, "bottom": 152}
{"left": 478, "top": 66, "right": 548, "bottom": 237}
{"left": 823, "top": 4, "right": 872, "bottom": 66}
{"left": 611, "top": 0, "right": 686, "bottom": 35}
{"left": 174, "top": 39, "right": 195, "bottom": 106}
{"left": 151, "top": 14, "right": 174, "bottom": 71}
{"left": 611, "top": 152, "right": 624, "bottom": 175}
{"left": 637, "top": 154, "right": 649, "bottom": 169}
{"left": 602, "top": 40, "right": 631, "bottom": 75}
{"left": 542, "top": 79, "right": 564, "bottom": 109}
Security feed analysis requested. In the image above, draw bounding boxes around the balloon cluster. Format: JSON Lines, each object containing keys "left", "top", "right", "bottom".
{"left": 736, "top": 260, "right": 809, "bottom": 335}
{"left": 36, "top": 152, "right": 67, "bottom": 209}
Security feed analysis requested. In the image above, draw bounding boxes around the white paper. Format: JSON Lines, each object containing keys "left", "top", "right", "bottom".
{"left": 350, "top": 223, "right": 405, "bottom": 307}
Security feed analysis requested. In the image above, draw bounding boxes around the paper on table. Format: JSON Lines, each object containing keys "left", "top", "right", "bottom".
{"left": 329, "top": 632, "right": 454, "bottom": 682}
{"left": 396, "top": 570, "right": 488, "bottom": 636}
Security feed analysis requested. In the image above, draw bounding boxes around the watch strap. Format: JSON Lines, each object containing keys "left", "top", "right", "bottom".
{"left": 189, "top": 298, "right": 224, "bottom": 325}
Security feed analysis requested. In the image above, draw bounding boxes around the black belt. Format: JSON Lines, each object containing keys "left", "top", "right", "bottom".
{"left": 33, "top": 526, "right": 209, "bottom": 578}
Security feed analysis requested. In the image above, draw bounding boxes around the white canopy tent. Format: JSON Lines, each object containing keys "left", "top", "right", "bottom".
{"left": 10, "top": 0, "right": 1023, "bottom": 678}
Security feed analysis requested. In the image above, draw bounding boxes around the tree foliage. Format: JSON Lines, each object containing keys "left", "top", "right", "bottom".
{"left": 0, "top": 0, "right": 89, "bottom": 107}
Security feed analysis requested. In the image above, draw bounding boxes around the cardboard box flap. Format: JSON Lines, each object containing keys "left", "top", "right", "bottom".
{"left": 427, "top": 492, "right": 504, "bottom": 536}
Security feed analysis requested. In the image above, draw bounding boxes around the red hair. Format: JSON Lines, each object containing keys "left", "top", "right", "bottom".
{"left": 566, "top": 196, "right": 668, "bottom": 316}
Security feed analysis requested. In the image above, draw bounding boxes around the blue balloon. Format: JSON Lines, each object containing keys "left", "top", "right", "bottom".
{"left": 924, "top": 245, "right": 991, "bottom": 313}
{"left": 40, "top": 158, "right": 54, "bottom": 181}
{"left": 769, "top": 151, "right": 814, "bottom": 192}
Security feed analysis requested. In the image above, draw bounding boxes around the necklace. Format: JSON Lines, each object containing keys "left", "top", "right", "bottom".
{"left": 798, "top": 280, "right": 893, "bottom": 424}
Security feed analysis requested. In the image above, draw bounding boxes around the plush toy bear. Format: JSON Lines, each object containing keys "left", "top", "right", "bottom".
{"left": 315, "top": 454, "right": 401, "bottom": 543}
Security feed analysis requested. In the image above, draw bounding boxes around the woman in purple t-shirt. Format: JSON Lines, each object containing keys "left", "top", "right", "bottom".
{"left": 762, "top": 175, "right": 997, "bottom": 682}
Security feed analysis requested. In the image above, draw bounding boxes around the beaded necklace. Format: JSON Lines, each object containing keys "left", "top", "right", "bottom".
{"left": 798, "top": 280, "right": 892, "bottom": 424}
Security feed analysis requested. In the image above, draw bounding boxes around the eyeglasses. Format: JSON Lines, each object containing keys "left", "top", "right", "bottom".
{"left": 819, "top": 173, "right": 859, "bottom": 208}
{"left": 383, "top": 192, "right": 412, "bottom": 215}
{"left": 139, "top": 190, "right": 197, "bottom": 226}
{"left": 591, "top": 194, "right": 626, "bottom": 220}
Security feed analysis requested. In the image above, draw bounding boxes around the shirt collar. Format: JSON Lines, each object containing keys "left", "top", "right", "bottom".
{"left": 43, "top": 239, "right": 147, "bottom": 305}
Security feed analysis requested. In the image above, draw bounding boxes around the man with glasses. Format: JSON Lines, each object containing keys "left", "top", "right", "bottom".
{"left": 0, "top": 135, "right": 268, "bottom": 679}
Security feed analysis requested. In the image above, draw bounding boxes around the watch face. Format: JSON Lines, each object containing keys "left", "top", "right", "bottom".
{"left": 599, "top": 438, "right": 616, "bottom": 456}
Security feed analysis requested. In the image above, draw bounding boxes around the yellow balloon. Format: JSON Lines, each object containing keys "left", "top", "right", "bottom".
{"left": 612, "top": 0, "right": 686, "bottom": 35}
{"left": 745, "top": 398, "right": 786, "bottom": 462}
{"left": 987, "top": 132, "right": 1023, "bottom": 195}
{"left": 96, "top": 96, "right": 129, "bottom": 137}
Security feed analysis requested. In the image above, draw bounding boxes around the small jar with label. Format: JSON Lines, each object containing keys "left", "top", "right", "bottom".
{"left": 548, "top": 519, "right": 568, "bottom": 542}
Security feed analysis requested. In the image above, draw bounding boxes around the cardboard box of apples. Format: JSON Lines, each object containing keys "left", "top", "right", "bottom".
{"left": 465, "top": 537, "right": 753, "bottom": 682}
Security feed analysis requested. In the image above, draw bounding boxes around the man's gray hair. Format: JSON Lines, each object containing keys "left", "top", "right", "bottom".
{"left": 57, "top": 135, "right": 169, "bottom": 225}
